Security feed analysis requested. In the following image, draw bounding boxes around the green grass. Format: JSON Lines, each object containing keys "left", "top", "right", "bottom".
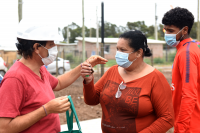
{"left": 105, "top": 60, "right": 117, "bottom": 67}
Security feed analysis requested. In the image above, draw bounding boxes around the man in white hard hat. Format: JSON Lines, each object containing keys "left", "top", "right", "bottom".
{"left": 0, "top": 19, "right": 107, "bottom": 133}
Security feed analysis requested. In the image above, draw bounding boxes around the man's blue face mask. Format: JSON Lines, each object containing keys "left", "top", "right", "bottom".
{"left": 164, "top": 27, "right": 184, "bottom": 47}
{"left": 115, "top": 51, "right": 137, "bottom": 68}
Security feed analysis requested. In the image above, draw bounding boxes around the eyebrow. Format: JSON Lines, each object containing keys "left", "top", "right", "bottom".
{"left": 164, "top": 28, "right": 175, "bottom": 30}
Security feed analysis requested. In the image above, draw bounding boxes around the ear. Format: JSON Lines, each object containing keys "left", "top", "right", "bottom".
{"left": 183, "top": 26, "right": 188, "bottom": 35}
{"left": 136, "top": 48, "right": 143, "bottom": 58}
{"left": 33, "top": 43, "right": 40, "bottom": 54}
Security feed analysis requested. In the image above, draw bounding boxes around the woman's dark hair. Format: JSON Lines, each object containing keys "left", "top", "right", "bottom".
{"left": 16, "top": 38, "right": 47, "bottom": 59}
{"left": 119, "top": 30, "right": 152, "bottom": 57}
{"left": 162, "top": 7, "right": 194, "bottom": 34}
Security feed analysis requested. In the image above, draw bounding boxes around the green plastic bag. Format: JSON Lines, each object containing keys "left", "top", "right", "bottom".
{"left": 60, "top": 95, "right": 82, "bottom": 133}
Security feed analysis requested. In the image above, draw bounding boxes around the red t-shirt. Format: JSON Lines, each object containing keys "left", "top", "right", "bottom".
{"left": 172, "top": 38, "right": 200, "bottom": 133}
{"left": 0, "top": 61, "right": 59, "bottom": 133}
{"left": 83, "top": 65, "right": 174, "bottom": 133}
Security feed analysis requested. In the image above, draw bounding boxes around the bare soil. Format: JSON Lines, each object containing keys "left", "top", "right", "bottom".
{"left": 54, "top": 70, "right": 172, "bottom": 131}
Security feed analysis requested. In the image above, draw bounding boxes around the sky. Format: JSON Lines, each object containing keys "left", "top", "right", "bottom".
{"left": 0, "top": 0, "right": 199, "bottom": 47}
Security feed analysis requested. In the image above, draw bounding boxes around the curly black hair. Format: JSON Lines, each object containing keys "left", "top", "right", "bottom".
{"left": 162, "top": 7, "right": 194, "bottom": 34}
{"left": 119, "top": 30, "right": 152, "bottom": 57}
{"left": 16, "top": 38, "right": 47, "bottom": 59}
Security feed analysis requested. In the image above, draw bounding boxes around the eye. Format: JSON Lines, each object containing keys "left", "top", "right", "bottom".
{"left": 168, "top": 29, "right": 174, "bottom": 33}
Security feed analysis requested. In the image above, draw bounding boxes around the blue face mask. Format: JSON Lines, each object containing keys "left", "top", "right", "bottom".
{"left": 115, "top": 51, "right": 137, "bottom": 68}
{"left": 165, "top": 28, "right": 184, "bottom": 47}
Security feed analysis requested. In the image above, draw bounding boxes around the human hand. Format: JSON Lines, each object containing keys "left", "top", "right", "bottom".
{"left": 81, "top": 62, "right": 93, "bottom": 84}
{"left": 44, "top": 96, "right": 71, "bottom": 114}
{"left": 86, "top": 55, "right": 108, "bottom": 67}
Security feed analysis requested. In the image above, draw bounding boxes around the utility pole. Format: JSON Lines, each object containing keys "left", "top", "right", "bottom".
{"left": 63, "top": 49, "right": 65, "bottom": 74}
{"left": 90, "top": 19, "right": 92, "bottom": 37}
{"left": 101, "top": 2, "right": 105, "bottom": 76}
{"left": 82, "top": 0, "right": 86, "bottom": 61}
{"left": 155, "top": 3, "right": 158, "bottom": 40}
{"left": 56, "top": 56, "right": 58, "bottom": 76}
{"left": 18, "top": 0, "right": 23, "bottom": 22}
{"left": 96, "top": 6, "right": 100, "bottom": 77}
{"left": 67, "top": 25, "right": 69, "bottom": 44}
{"left": 198, "top": 0, "right": 199, "bottom": 41}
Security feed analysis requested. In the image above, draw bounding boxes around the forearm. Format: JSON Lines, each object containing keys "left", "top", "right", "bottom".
{"left": 56, "top": 64, "right": 81, "bottom": 91}
{"left": 1, "top": 106, "right": 46, "bottom": 133}
{"left": 83, "top": 79, "right": 100, "bottom": 105}
{"left": 174, "top": 97, "right": 196, "bottom": 132}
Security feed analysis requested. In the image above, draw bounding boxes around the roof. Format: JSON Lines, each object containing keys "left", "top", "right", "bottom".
{"left": 76, "top": 37, "right": 166, "bottom": 44}
{"left": 0, "top": 46, "right": 17, "bottom": 51}
{"left": 56, "top": 43, "right": 77, "bottom": 46}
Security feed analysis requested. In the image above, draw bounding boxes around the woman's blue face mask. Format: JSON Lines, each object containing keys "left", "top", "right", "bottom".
{"left": 115, "top": 51, "right": 137, "bottom": 68}
{"left": 164, "top": 27, "right": 184, "bottom": 47}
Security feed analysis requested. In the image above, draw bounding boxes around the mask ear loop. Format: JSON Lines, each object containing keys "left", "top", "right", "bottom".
{"left": 179, "top": 34, "right": 184, "bottom": 41}
{"left": 38, "top": 53, "right": 43, "bottom": 59}
{"left": 38, "top": 43, "right": 50, "bottom": 57}
{"left": 176, "top": 27, "right": 185, "bottom": 41}
{"left": 128, "top": 50, "right": 138, "bottom": 62}
{"left": 39, "top": 43, "right": 48, "bottom": 50}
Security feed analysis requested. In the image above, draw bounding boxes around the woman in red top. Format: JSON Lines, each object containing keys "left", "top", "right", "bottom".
{"left": 81, "top": 30, "right": 174, "bottom": 133}
{"left": 0, "top": 19, "right": 107, "bottom": 133}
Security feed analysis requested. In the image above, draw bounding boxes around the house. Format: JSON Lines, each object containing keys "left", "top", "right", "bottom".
{"left": 76, "top": 37, "right": 165, "bottom": 60}
{"left": 56, "top": 42, "right": 77, "bottom": 52}
{"left": 0, "top": 46, "right": 18, "bottom": 66}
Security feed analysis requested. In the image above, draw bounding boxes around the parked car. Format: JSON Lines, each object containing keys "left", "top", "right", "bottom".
{"left": 45, "top": 57, "right": 70, "bottom": 75}
{"left": 0, "top": 57, "right": 8, "bottom": 76}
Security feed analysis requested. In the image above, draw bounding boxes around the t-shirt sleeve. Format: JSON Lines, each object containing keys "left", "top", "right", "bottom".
{"left": 0, "top": 78, "right": 24, "bottom": 118}
{"left": 83, "top": 67, "right": 109, "bottom": 105}
{"left": 174, "top": 50, "right": 198, "bottom": 133}
{"left": 42, "top": 66, "right": 58, "bottom": 89}
{"left": 48, "top": 73, "right": 58, "bottom": 89}
{"left": 139, "top": 71, "right": 174, "bottom": 133}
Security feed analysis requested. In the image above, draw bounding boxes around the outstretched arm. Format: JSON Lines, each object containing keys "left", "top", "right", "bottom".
{"left": 54, "top": 55, "right": 107, "bottom": 91}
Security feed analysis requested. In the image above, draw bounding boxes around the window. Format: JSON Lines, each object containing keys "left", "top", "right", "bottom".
{"left": 104, "top": 45, "right": 110, "bottom": 54}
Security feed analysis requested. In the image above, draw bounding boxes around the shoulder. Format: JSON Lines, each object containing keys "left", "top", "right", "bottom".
{"left": 152, "top": 69, "right": 170, "bottom": 86}
{"left": 153, "top": 69, "right": 166, "bottom": 78}
{"left": 150, "top": 69, "right": 168, "bottom": 84}
{"left": 4, "top": 61, "right": 25, "bottom": 79}
{"left": 105, "top": 65, "right": 118, "bottom": 73}
{"left": 178, "top": 42, "right": 200, "bottom": 60}
{"left": 179, "top": 42, "right": 199, "bottom": 54}
{"left": 2, "top": 61, "right": 30, "bottom": 85}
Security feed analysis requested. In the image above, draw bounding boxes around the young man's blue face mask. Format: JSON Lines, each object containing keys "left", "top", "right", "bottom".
{"left": 115, "top": 51, "right": 137, "bottom": 68}
{"left": 164, "top": 27, "right": 184, "bottom": 47}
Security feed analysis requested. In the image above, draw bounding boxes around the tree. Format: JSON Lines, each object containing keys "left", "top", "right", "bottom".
{"left": 62, "top": 27, "right": 68, "bottom": 41}
{"left": 190, "top": 22, "right": 197, "bottom": 39}
{"left": 61, "top": 21, "right": 167, "bottom": 43}
{"left": 127, "top": 21, "right": 149, "bottom": 35}
{"left": 146, "top": 25, "right": 154, "bottom": 38}
{"left": 158, "top": 24, "right": 164, "bottom": 40}
{"left": 68, "top": 23, "right": 82, "bottom": 43}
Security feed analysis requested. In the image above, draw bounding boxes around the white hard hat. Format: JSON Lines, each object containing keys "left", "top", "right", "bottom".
{"left": 16, "top": 19, "right": 63, "bottom": 41}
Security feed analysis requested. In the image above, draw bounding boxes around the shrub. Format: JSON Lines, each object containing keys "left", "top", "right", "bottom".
{"left": 169, "top": 52, "right": 176, "bottom": 62}
{"left": 153, "top": 57, "right": 165, "bottom": 64}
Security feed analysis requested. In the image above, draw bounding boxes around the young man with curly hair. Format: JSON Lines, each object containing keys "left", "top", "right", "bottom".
{"left": 162, "top": 7, "right": 200, "bottom": 133}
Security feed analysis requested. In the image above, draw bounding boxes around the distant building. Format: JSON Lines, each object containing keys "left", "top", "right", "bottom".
{"left": 56, "top": 42, "right": 77, "bottom": 52}
{"left": 76, "top": 37, "right": 165, "bottom": 59}
{"left": 0, "top": 46, "right": 18, "bottom": 65}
